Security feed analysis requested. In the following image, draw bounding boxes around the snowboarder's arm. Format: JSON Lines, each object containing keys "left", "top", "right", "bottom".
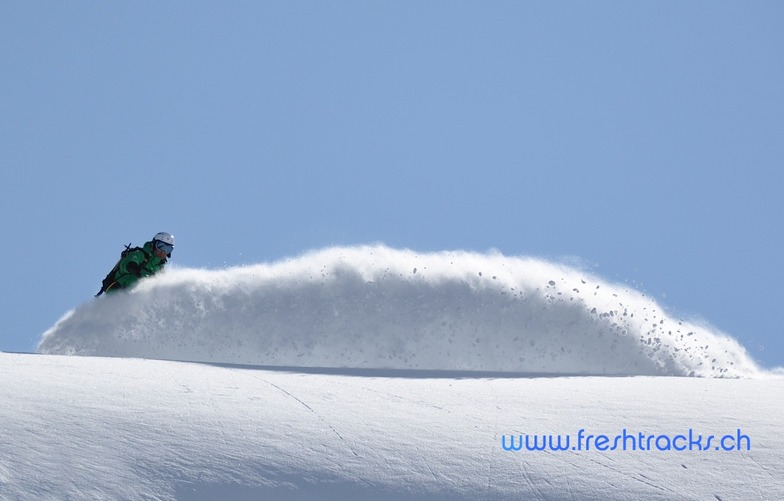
{"left": 114, "top": 250, "right": 148, "bottom": 288}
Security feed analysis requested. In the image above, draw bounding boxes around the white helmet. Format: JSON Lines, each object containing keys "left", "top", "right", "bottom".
{"left": 153, "top": 232, "right": 175, "bottom": 246}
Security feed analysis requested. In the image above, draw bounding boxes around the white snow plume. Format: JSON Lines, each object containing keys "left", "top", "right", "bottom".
{"left": 39, "top": 245, "right": 760, "bottom": 377}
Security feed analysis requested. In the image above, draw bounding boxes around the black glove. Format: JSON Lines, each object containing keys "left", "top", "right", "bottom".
{"left": 126, "top": 261, "right": 142, "bottom": 277}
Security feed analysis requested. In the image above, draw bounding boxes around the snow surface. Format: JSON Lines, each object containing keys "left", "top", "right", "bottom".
{"left": 7, "top": 246, "right": 780, "bottom": 499}
{"left": 2, "top": 354, "right": 783, "bottom": 500}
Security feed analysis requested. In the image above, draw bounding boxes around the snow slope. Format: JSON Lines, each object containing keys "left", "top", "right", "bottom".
{"left": 2, "top": 353, "right": 782, "bottom": 500}
{"left": 39, "top": 245, "right": 759, "bottom": 377}
{"left": 13, "top": 246, "right": 780, "bottom": 499}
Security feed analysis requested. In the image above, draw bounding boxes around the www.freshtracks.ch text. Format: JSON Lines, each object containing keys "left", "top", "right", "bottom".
{"left": 501, "top": 428, "right": 750, "bottom": 452}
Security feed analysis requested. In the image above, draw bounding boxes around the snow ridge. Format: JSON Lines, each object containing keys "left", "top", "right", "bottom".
{"left": 38, "top": 245, "right": 760, "bottom": 377}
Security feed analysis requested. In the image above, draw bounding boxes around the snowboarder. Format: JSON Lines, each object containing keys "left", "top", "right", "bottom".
{"left": 95, "top": 232, "right": 175, "bottom": 296}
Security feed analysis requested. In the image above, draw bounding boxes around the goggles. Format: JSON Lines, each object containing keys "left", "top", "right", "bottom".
{"left": 155, "top": 240, "right": 174, "bottom": 255}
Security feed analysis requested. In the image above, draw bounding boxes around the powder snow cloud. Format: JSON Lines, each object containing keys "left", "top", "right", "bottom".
{"left": 39, "top": 245, "right": 760, "bottom": 377}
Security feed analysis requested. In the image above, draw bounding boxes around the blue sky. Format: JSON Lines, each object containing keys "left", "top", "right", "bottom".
{"left": 2, "top": 1, "right": 782, "bottom": 368}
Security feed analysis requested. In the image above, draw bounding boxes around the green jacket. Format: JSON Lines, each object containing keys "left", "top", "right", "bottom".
{"left": 106, "top": 241, "right": 168, "bottom": 293}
